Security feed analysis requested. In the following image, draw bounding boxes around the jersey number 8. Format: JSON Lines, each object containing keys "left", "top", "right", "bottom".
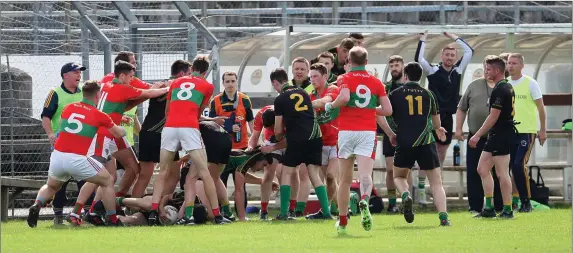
{"left": 355, "top": 85, "right": 371, "bottom": 108}
{"left": 290, "top": 93, "right": 308, "bottom": 112}
{"left": 177, "top": 82, "right": 196, "bottom": 100}
{"left": 64, "top": 113, "right": 85, "bottom": 134}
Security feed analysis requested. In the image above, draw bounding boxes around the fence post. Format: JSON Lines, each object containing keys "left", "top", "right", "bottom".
{"left": 361, "top": 2, "right": 368, "bottom": 25}
{"left": 71, "top": 2, "right": 112, "bottom": 74}
{"left": 188, "top": 25, "right": 197, "bottom": 61}
{"left": 6, "top": 55, "right": 14, "bottom": 178}
{"left": 81, "top": 22, "right": 90, "bottom": 80}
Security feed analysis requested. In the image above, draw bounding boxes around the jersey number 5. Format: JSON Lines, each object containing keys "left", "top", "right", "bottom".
{"left": 290, "top": 93, "right": 308, "bottom": 112}
{"left": 405, "top": 95, "right": 423, "bottom": 115}
{"left": 64, "top": 113, "right": 85, "bottom": 134}
{"left": 177, "top": 82, "right": 196, "bottom": 100}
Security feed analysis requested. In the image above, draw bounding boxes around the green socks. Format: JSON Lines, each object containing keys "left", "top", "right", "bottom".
{"left": 280, "top": 185, "right": 291, "bottom": 216}
{"left": 185, "top": 205, "right": 194, "bottom": 219}
{"left": 503, "top": 205, "right": 512, "bottom": 213}
{"left": 485, "top": 196, "right": 493, "bottom": 209}
{"left": 314, "top": 185, "right": 330, "bottom": 216}
{"left": 115, "top": 197, "right": 125, "bottom": 206}
{"left": 512, "top": 195, "right": 520, "bottom": 206}
{"left": 221, "top": 204, "right": 231, "bottom": 216}
{"left": 330, "top": 202, "right": 339, "bottom": 214}
{"left": 401, "top": 191, "right": 410, "bottom": 202}
{"left": 388, "top": 189, "right": 397, "bottom": 206}
{"left": 295, "top": 201, "right": 307, "bottom": 213}
{"left": 439, "top": 212, "right": 449, "bottom": 221}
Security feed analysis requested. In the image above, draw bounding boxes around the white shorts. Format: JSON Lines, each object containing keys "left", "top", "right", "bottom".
{"left": 48, "top": 150, "right": 104, "bottom": 182}
{"left": 322, "top": 146, "right": 337, "bottom": 166}
{"left": 337, "top": 131, "right": 377, "bottom": 159}
{"left": 161, "top": 127, "right": 203, "bottom": 152}
{"left": 94, "top": 134, "right": 131, "bottom": 159}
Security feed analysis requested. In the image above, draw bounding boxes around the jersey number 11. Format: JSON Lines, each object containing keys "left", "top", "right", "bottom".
{"left": 405, "top": 95, "right": 423, "bottom": 115}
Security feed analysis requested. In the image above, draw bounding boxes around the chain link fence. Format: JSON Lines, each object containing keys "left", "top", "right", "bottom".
{"left": 1, "top": 1, "right": 571, "bottom": 219}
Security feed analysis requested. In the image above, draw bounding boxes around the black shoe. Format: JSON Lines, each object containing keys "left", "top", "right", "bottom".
{"left": 305, "top": 210, "right": 334, "bottom": 220}
{"left": 176, "top": 217, "right": 197, "bottom": 225}
{"left": 402, "top": 195, "right": 414, "bottom": 223}
{"left": 287, "top": 210, "right": 296, "bottom": 218}
{"left": 83, "top": 213, "right": 105, "bottom": 226}
{"left": 147, "top": 211, "right": 159, "bottom": 226}
{"left": 223, "top": 214, "right": 236, "bottom": 222}
{"left": 518, "top": 200, "right": 532, "bottom": 213}
{"left": 274, "top": 214, "right": 295, "bottom": 221}
{"left": 473, "top": 208, "right": 496, "bottom": 218}
{"left": 387, "top": 204, "right": 400, "bottom": 214}
{"left": 498, "top": 211, "right": 514, "bottom": 219}
{"left": 295, "top": 210, "right": 304, "bottom": 217}
{"left": 27, "top": 204, "right": 40, "bottom": 228}
{"left": 214, "top": 215, "right": 231, "bottom": 224}
{"left": 259, "top": 211, "right": 269, "bottom": 221}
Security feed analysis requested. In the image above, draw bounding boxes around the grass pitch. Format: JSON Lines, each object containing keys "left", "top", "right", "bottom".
{"left": 2, "top": 209, "right": 571, "bottom": 253}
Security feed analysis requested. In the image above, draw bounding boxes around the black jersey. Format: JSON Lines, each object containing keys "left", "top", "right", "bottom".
{"left": 489, "top": 80, "right": 515, "bottom": 132}
{"left": 273, "top": 84, "right": 321, "bottom": 141}
{"left": 389, "top": 82, "right": 439, "bottom": 148}
{"left": 140, "top": 94, "right": 168, "bottom": 133}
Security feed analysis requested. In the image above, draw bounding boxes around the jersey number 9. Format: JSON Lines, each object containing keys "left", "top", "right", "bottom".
{"left": 405, "top": 95, "right": 423, "bottom": 115}
{"left": 290, "top": 93, "right": 309, "bottom": 112}
{"left": 355, "top": 85, "right": 371, "bottom": 108}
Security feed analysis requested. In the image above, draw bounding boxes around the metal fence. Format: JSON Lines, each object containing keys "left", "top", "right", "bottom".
{"left": 1, "top": 1, "right": 572, "bottom": 218}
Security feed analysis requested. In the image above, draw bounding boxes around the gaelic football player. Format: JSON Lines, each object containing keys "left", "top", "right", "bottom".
{"left": 325, "top": 47, "right": 392, "bottom": 234}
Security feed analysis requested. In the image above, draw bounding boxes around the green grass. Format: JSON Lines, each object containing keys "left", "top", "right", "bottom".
{"left": 2, "top": 209, "right": 571, "bottom": 253}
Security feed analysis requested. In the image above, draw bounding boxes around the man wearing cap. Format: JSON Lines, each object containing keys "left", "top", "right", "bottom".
{"left": 41, "top": 62, "right": 90, "bottom": 224}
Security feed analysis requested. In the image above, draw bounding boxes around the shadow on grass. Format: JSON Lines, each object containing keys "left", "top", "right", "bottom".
{"left": 391, "top": 225, "right": 437, "bottom": 230}
{"left": 333, "top": 233, "right": 372, "bottom": 239}
{"left": 49, "top": 224, "right": 90, "bottom": 230}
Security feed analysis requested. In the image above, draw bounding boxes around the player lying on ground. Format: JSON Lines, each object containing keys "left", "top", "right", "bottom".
{"left": 378, "top": 62, "right": 450, "bottom": 226}
{"left": 27, "top": 80, "right": 127, "bottom": 228}
{"left": 325, "top": 46, "right": 392, "bottom": 234}
{"left": 177, "top": 148, "right": 276, "bottom": 224}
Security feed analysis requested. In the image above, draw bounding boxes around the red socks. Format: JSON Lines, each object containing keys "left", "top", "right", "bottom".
{"left": 261, "top": 202, "right": 269, "bottom": 213}
{"left": 151, "top": 203, "right": 159, "bottom": 211}
{"left": 212, "top": 208, "right": 221, "bottom": 217}
{"left": 289, "top": 200, "right": 296, "bottom": 211}
{"left": 339, "top": 215, "right": 348, "bottom": 226}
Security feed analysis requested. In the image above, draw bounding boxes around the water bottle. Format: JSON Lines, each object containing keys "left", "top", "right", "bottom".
{"left": 235, "top": 120, "right": 242, "bottom": 143}
{"left": 453, "top": 142, "right": 461, "bottom": 166}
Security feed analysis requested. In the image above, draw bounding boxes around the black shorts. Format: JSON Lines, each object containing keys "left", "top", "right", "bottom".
{"left": 382, "top": 135, "right": 395, "bottom": 158}
{"left": 484, "top": 128, "right": 515, "bottom": 156}
{"left": 394, "top": 143, "right": 440, "bottom": 170}
{"left": 138, "top": 130, "right": 178, "bottom": 163}
{"left": 282, "top": 138, "right": 322, "bottom": 167}
{"left": 433, "top": 113, "right": 453, "bottom": 145}
{"left": 203, "top": 131, "right": 232, "bottom": 165}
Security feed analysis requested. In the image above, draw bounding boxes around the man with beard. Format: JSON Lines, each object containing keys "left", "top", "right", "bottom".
{"left": 415, "top": 31, "right": 474, "bottom": 204}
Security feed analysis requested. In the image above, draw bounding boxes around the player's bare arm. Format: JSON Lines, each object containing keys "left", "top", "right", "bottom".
{"left": 261, "top": 138, "right": 287, "bottom": 154}
{"left": 326, "top": 87, "right": 349, "bottom": 111}
{"left": 108, "top": 124, "right": 127, "bottom": 139}
{"left": 468, "top": 108, "right": 501, "bottom": 148}
{"left": 376, "top": 95, "right": 392, "bottom": 116}
{"left": 534, "top": 98, "right": 547, "bottom": 145}
{"left": 200, "top": 115, "right": 227, "bottom": 125}
{"left": 431, "top": 114, "right": 447, "bottom": 142}
{"left": 376, "top": 116, "right": 395, "bottom": 137}
{"left": 248, "top": 129, "right": 261, "bottom": 149}
{"left": 311, "top": 95, "right": 333, "bottom": 109}
{"left": 273, "top": 116, "right": 285, "bottom": 141}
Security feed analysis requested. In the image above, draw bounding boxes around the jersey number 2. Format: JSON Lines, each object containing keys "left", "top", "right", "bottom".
{"left": 290, "top": 94, "right": 308, "bottom": 112}
{"left": 405, "top": 95, "right": 423, "bottom": 115}
{"left": 64, "top": 113, "right": 85, "bottom": 134}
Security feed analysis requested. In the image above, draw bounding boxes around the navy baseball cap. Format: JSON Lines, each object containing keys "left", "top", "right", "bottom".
{"left": 60, "top": 62, "right": 86, "bottom": 77}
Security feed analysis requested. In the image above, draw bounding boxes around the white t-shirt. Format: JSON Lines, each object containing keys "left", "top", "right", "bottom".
{"left": 508, "top": 75, "right": 543, "bottom": 100}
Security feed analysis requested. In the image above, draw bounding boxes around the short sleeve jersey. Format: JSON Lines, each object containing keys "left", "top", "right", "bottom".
{"left": 389, "top": 82, "right": 439, "bottom": 148}
{"left": 55, "top": 101, "right": 114, "bottom": 156}
{"left": 98, "top": 82, "right": 144, "bottom": 125}
{"left": 309, "top": 84, "right": 340, "bottom": 146}
{"left": 253, "top": 105, "right": 275, "bottom": 142}
{"left": 337, "top": 67, "right": 387, "bottom": 131}
{"left": 165, "top": 76, "right": 214, "bottom": 129}
{"left": 273, "top": 85, "right": 321, "bottom": 142}
{"left": 489, "top": 80, "right": 516, "bottom": 132}
{"left": 101, "top": 73, "right": 150, "bottom": 90}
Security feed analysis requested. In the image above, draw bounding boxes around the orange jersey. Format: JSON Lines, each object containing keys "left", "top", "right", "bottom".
{"left": 309, "top": 84, "right": 340, "bottom": 146}
{"left": 337, "top": 67, "right": 386, "bottom": 131}
{"left": 101, "top": 73, "right": 150, "bottom": 90}
{"left": 165, "top": 76, "right": 214, "bottom": 128}
{"left": 55, "top": 101, "right": 114, "bottom": 156}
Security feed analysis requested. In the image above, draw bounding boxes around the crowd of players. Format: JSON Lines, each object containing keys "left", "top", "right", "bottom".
{"left": 26, "top": 31, "right": 546, "bottom": 235}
